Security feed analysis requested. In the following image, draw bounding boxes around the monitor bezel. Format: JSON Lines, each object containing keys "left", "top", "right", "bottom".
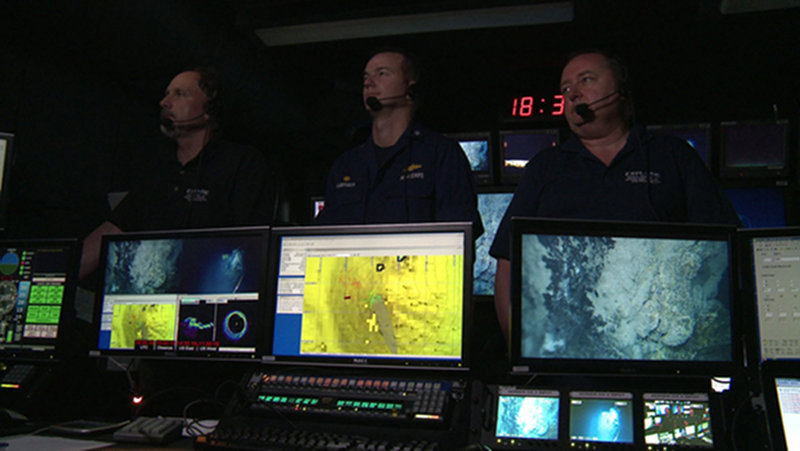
{"left": 473, "top": 186, "right": 516, "bottom": 302}
{"left": 719, "top": 119, "right": 790, "bottom": 180}
{"left": 262, "top": 222, "right": 474, "bottom": 372}
{"left": 509, "top": 218, "right": 741, "bottom": 377}
{"left": 0, "top": 132, "right": 15, "bottom": 231}
{"left": 446, "top": 131, "right": 495, "bottom": 185}
{"left": 646, "top": 122, "right": 713, "bottom": 169}
{"left": 90, "top": 226, "right": 270, "bottom": 362}
{"left": 737, "top": 226, "right": 800, "bottom": 368}
{"left": 498, "top": 128, "right": 560, "bottom": 185}
{"left": 0, "top": 238, "right": 80, "bottom": 363}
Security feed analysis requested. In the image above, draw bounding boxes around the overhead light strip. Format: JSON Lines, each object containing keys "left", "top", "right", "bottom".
{"left": 256, "top": 2, "right": 574, "bottom": 46}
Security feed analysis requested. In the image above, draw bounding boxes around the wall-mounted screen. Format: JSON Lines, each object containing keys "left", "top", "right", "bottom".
{"left": 499, "top": 129, "right": 559, "bottom": 184}
{"left": 647, "top": 123, "right": 712, "bottom": 167}
{"left": 720, "top": 120, "right": 789, "bottom": 180}
{"left": 474, "top": 189, "right": 513, "bottom": 298}
{"left": 724, "top": 187, "right": 786, "bottom": 228}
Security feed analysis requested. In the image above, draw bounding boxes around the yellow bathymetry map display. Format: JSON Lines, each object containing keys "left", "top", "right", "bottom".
{"left": 110, "top": 303, "right": 177, "bottom": 349}
{"left": 300, "top": 254, "right": 463, "bottom": 357}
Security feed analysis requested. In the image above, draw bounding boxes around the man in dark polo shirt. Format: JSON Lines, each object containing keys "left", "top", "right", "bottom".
{"left": 79, "top": 67, "right": 274, "bottom": 279}
{"left": 315, "top": 48, "right": 483, "bottom": 238}
{"left": 489, "top": 50, "right": 740, "bottom": 343}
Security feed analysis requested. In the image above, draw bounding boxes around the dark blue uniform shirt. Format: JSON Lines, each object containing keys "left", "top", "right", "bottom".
{"left": 316, "top": 123, "right": 484, "bottom": 238}
{"left": 490, "top": 124, "right": 740, "bottom": 259}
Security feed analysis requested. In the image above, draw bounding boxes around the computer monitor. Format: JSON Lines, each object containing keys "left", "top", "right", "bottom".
{"left": 569, "top": 391, "right": 634, "bottom": 445}
{"left": 0, "top": 239, "right": 79, "bottom": 362}
{"left": 91, "top": 226, "right": 270, "bottom": 361}
{"left": 510, "top": 218, "right": 739, "bottom": 376}
{"left": 480, "top": 386, "right": 560, "bottom": 447}
{"left": 446, "top": 131, "right": 494, "bottom": 185}
{"left": 739, "top": 227, "right": 800, "bottom": 363}
{"left": 0, "top": 132, "right": 14, "bottom": 230}
{"left": 499, "top": 129, "right": 559, "bottom": 184}
{"left": 761, "top": 361, "right": 800, "bottom": 451}
{"left": 474, "top": 189, "right": 514, "bottom": 299}
{"left": 647, "top": 123, "right": 712, "bottom": 167}
{"left": 724, "top": 187, "right": 786, "bottom": 228}
{"left": 264, "top": 222, "right": 473, "bottom": 371}
{"left": 720, "top": 120, "right": 789, "bottom": 180}
{"left": 643, "top": 393, "right": 714, "bottom": 447}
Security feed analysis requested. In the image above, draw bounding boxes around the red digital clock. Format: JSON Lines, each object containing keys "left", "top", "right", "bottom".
{"left": 509, "top": 95, "right": 565, "bottom": 118}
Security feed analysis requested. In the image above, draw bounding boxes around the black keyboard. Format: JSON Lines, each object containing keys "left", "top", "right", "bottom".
{"left": 195, "top": 420, "right": 439, "bottom": 451}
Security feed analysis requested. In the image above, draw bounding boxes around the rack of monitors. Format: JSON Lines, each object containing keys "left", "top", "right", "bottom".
{"left": 509, "top": 218, "right": 741, "bottom": 377}
{"left": 478, "top": 384, "right": 719, "bottom": 449}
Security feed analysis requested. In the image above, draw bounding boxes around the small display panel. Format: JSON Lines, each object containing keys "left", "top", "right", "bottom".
{"left": 510, "top": 219, "right": 738, "bottom": 376}
{"left": 311, "top": 196, "right": 325, "bottom": 219}
{"left": 0, "top": 239, "right": 78, "bottom": 361}
{"left": 93, "top": 227, "right": 269, "bottom": 360}
{"left": 266, "top": 223, "right": 472, "bottom": 370}
{"left": 724, "top": 187, "right": 786, "bottom": 228}
{"left": 774, "top": 377, "right": 800, "bottom": 450}
{"left": 647, "top": 123, "right": 711, "bottom": 166}
{"left": 643, "top": 393, "right": 713, "bottom": 447}
{"left": 748, "top": 232, "right": 800, "bottom": 361}
{"left": 0, "top": 132, "right": 14, "bottom": 229}
{"left": 494, "top": 386, "right": 559, "bottom": 442}
{"left": 474, "top": 191, "right": 513, "bottom": 297}
{"left": 569, "top": 391, "right": 633, "bottom": 444}
{"left": 500, "top": 129, "right": 558, "bottom": 183}
{"left": 720, "top": 120, "right": 789, "bottom": 179}
{"left": 447, "top": 132, "right": 493, "bottom": 185}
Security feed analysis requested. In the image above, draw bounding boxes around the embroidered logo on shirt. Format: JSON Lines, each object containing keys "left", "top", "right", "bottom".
{"left": 624, "top": 171, "right": 662, "bottom": 184}
{"left": 184, "top": 188, "right": 209, "bottom": 202}
{"left": 336, "top": 175, "right": 356, "bottom": 189}
{"left": 400, "top": 164, "right": 424, "bottom": 181}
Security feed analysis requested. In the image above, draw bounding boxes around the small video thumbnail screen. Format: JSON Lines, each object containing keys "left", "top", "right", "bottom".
{"left": 474, "top": 192, "right": 513, "bottom": 296}
{"left": 495, "top": 388, "right": 559, "bottom": 441}
{"left": 569, "top": 392, "right": 633, "bottom": 444}
{"left": 502, "top": 131, "right": 557, "bottom": 174}
{"left": 458, "top": 139, "right": 490, "bottom": 173}
{"left": 723, "top": 122, "right": 787, "bottom": 168}
{"left": 643, "top": 393, "right": 713, "bottom": 447}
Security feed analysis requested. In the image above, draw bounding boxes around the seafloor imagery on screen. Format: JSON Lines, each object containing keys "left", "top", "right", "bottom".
{"left": 459, "top": 140, "right": 489, "bottom": 172}
{"left": 496, "top": 394, "right": 559, "bottom": 440}
{"left": 299, "top": 254, "right": 463, "bottom": 358}
{"left": 474, "top": 193, "right": 513, "bottom": 296}
{"left": 520, "top": 235, "right": 731, "bottom": 361}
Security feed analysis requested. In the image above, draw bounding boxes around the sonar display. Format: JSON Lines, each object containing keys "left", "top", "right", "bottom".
{"left": 299, "top": 254, "right": 464, "bottom": 358}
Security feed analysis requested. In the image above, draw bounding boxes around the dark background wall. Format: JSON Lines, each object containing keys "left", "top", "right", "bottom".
{"left": 0, "top": 0, "right": 798, "bottom": 238}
